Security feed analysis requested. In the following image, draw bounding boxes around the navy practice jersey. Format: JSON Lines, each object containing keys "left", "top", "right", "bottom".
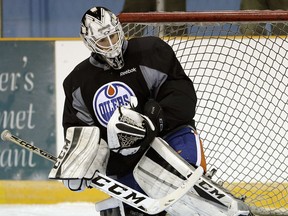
{"left": 62, "top": 36, "right": 197, "bottom": 176}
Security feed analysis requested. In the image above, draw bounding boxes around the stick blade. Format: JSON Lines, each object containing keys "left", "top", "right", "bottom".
{"left": 1, "top": 130, "right": 11, "bottom": 141}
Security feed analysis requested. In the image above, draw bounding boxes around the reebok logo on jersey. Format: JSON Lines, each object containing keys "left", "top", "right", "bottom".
{"left": 119, "top": 67, "right": 136, "bottom": 76}
{"left": 93, "top": 81, "right": 136, "bottom": 127}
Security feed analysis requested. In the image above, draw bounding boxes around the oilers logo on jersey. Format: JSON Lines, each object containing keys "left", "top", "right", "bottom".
{"left": 93, "top": 81, "right": 135, "bottom": 127}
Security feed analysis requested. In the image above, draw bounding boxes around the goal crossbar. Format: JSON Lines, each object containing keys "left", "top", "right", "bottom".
{"left": 118, "top": 10, "right": 288, "bottom": 23}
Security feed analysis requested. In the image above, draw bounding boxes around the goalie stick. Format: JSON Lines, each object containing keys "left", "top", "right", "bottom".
{"left": 1, "top": 130, "right": 203, "bottom": 215}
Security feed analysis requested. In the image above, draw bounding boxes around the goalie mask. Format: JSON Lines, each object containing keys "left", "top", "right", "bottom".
{"left": 80, "top": 7, "right": 125, "bottom": 69}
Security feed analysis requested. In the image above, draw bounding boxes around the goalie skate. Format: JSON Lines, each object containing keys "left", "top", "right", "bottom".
{"left": 134, "top": 137, "right": 253, "bottom": 216}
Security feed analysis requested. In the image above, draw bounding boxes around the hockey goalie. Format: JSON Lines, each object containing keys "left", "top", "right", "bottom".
{"left": 49, "top": 106, "right": 253, "bottom": 216}
{"left": 48, "top": 6, "right": 254, "bottom": 216}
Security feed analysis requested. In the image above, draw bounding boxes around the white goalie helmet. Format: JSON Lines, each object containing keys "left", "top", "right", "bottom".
{"left": 80, "top": 7, "right": 125, "bottom": 69}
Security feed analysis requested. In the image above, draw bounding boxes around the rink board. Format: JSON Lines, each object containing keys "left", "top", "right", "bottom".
{"left": 225, "top": 182, "right": 288, "bottom": 209}
{"left": 0, "top": 180, "right": 287, "bottom": 208}
{"left": 0, "top": 180, "right": 109, "bottom": 204}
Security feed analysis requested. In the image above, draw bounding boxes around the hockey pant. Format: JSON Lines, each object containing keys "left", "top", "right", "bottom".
{"left": 164, "top": 126, "right": 206, "bottom": 172}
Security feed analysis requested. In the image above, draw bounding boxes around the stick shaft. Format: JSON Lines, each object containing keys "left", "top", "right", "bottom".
{"left": 1, "top": 130, "right": 57, "bottom": 162}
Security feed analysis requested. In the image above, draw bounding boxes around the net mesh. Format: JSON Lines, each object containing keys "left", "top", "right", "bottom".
{"left": 121, "top": 14, "right": 288, "bottom": 216}
{"left": 117, "top": 115, "right": 145, "bottom": 148}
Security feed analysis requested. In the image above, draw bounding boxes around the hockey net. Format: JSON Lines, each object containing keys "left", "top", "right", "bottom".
{"left": 119, "top": 11, "right": 288, "bottom": 216}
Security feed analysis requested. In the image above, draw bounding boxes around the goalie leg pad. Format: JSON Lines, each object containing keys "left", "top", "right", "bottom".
{"left": 133, "top": 138, "right": 252, "bottom": 216}
{"left": 134, "top": 137, "right": 201, "bottom": 198}
{"left": 96, "top": 197, "right": 126, "bottom": 216}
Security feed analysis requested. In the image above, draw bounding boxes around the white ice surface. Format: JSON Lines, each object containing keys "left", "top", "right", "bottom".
{"left": 0, "top": 202, "right": 100, "bottom": 216}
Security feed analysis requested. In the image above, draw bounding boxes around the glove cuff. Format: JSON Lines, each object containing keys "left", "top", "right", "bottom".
{"left": 143, "top": 99, "right": 164, "bottom": 134}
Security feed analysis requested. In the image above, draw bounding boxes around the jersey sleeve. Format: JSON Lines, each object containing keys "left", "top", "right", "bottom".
{"left": 157, "top": 79, "right": 197, "bottom": 131}
{"left": 62, "top": 74, "right": 95, "bottom": 137}
{"left": 150, "top": 38, "right": 197, "bottom": 132}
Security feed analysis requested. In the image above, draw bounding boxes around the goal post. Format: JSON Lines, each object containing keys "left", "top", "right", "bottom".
{"left": 118, "top": 11, "right": 288, "bottom": 216}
